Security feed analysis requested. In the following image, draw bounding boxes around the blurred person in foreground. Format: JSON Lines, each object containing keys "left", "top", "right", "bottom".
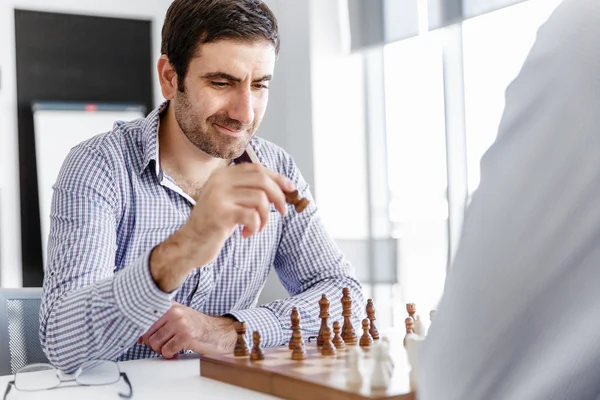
{"left": 418, "top": 0, "right": 600, "bottom": 398}
{"left": 39, "top": 0, "right": 363, "bottom": 373}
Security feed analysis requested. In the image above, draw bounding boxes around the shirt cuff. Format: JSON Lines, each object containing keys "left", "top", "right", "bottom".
{"left": 227, "top": 307, "right": 285, "bottom": 348}
{"left": 113, "top": 248, "right": 175, "bottom": 328}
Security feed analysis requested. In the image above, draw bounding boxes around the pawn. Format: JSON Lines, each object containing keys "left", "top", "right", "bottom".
{"left": 429, "top": 310, "right": 436, "bottom": 322}
{"left": 291, "top": 330, "right": 307, "bottom": 361}
{"left": 332, "top": 321, "right": 345, "bottom": 350}
{"left": 250, "top": 331, "right": 265, "bottom": 361}
{"left": 359, "top": 318, "right": 373, "bottom": 348}
{"left": 406, "top": 303, "right": 416, "bottom": 321}
{"left": 234, "top": 322, "right": 250, "bottom": 357}
{"left": 321, "top": 326, "right": 336, "bottom": 356}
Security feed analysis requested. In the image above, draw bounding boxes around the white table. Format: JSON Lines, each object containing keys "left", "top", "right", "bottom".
{"left": 0, "top": 354, "right": 278, "bottom": 400}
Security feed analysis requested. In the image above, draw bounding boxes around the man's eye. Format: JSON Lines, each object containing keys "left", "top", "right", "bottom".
{"left": 253, "top": 84, "right": 269, "bottom": 90}
{"left": 212, "top": 82, "right": 228, "bottom": 87}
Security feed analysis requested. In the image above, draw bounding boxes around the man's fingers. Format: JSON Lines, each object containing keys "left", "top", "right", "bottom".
{"left": 237, "top": 207, "right": 261, "bottom": 238}
{"left": 141, "top": 315, "right": 169, "bottom": 346}
{"left": 147, "top": 324, "right": 176, "bottom": 353}
{"left": 233, "top": 189, "right": 271, "bottom": 231}
{"left": 229, "top": 164, "right": 293, "bottom": 215}
{"left": 161, "top": 336, "right": 183, "bottom": 359}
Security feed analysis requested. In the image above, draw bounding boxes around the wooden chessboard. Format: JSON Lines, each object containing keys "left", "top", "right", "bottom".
{"left": 199, "top": 340, "right": 416, "bottom": 400}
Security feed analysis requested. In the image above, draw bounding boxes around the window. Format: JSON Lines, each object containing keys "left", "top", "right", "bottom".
{"left": 463, "top": 0, "right": 564, "bottom": 195}
{"left": 383, "top": 30, "right": 448, "bottom": 320}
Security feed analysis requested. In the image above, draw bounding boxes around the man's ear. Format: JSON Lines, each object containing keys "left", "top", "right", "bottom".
{"left": 157, "top": 55, "right": 179, "bottom": 100}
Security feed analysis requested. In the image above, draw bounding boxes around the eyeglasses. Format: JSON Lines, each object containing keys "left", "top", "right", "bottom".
{"left": 3, "top": 360, "right": 133, "bottom": 400}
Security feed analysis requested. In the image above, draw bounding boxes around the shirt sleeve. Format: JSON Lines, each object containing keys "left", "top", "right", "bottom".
{"left": 228, "top": 150, "right": 365, "bottom": 347}
{"left": 39, "top": 144, "right": 174, "bottom": 373}
{"left": 417, "top": 1, "right": 600, "bottom": 399}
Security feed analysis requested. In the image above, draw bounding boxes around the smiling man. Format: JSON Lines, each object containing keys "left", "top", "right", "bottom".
{"left": 39, "top": 0, "right": 363, "bottom": 373}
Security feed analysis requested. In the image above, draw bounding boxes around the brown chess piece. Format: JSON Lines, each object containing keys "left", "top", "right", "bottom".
{"left": 406, "top": 303, "right": 416, "bottom": 321}
{"left": 332, "top": 321, "right": 345, "bottom": 350}
{"left": 284, "top": 190, "right": 310, "bottom": 213}
{"left": 321, "top": 325, "right": 336, "bottom": 356}
{"left": 291, "top": 329, "right": 307, "bottom": 361}
{"left": 359, "top": 318, "right": 373, "bottom": 348}
{"left": 250, "top": 331, "right": 265, "bottom": 361}
{"left": 341, "top": 288, "right": 358, "bottom": 345}
{"left": 289, "top": 307, "right": 301, "bottom": 350}
{"left": 234, "top": 322, "right": 250, "bottom": 357}
{"left": 317, "top": 294, "right": 330, "bottom": 348}
{"left": 403, "top": 317, "right": 415, "bottom": 347}
{"left": 366, "top": 299, "right": 380, "bottom": 340}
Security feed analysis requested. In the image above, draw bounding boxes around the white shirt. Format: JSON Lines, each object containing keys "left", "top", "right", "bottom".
{"left": 418, "top": 0, "right": 600, "bottom": 399}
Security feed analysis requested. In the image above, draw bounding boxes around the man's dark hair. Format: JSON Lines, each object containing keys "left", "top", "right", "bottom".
{"left": 161, "top": 0, "right": 280, "bottom": 91}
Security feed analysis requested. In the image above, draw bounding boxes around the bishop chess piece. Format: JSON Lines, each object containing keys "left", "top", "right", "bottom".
{"left": 341, "top": 288, "right": 357, "bottom": 345}
{"left": 250, "top": 331, "right": 265, "bottom": 361}
{"left": 332, "top": 321, "right": 345, "bottom": 350}
{"left": 317, "top": 294, "right": 330, "bottom": 348}
{"left": 289, "top": 307, "right": 301, "bottom": 350}
{"left": 291, "top": 329, "right": 307, "bottom": 361}
{"left": 234, "top": 322, "right": 250, "bottom": 357}
{"left": 359, "top": 318, "right": 373, "bottom": 348}
{"left": 366, "top": 299, "right": 380, "bottom": 340}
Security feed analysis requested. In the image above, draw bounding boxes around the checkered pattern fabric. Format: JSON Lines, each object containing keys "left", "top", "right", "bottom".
{"left": 39, "top": 102, "right": 364, "bottom": 373}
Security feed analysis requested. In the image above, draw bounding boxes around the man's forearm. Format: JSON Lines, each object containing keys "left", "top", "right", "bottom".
{"left": 41, "top": 251, "right": 173, "bottom": 373}
{"left": 149, "top": 224, "right": 212, "bottom": 292}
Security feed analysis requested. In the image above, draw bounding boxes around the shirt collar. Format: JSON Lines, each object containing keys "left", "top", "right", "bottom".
{"left": 139, "top": 101, "right": 169, "bottom": 177}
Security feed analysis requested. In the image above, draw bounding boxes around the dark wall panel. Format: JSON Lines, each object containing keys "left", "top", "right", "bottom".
{"left": 15, "top": 9, "right": 153, "bottom": 286}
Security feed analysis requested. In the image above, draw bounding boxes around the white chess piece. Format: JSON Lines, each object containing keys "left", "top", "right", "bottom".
{"left": 405, "top": 334, "right": 425, "bottom": 391}
{"left": 413, "top": 315, "right": 426, "bottom": 337}
{"left": 346, "top": 345, "right": 363, "bottom": 386}
{"left": 370, "top": 342, "right": 391, "bottom": 390}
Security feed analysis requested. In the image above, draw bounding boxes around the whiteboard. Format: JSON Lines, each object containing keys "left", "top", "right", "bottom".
{"left": 32, "top": 103, "right": 145, "bottom": 267}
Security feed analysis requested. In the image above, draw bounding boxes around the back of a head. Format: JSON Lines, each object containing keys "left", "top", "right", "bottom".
{"left": 161, "top": 0, "right": 280, "bottom": 89}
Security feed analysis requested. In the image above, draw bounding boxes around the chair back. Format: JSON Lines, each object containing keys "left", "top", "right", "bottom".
{"left": 0, "top": 288, "right": 49, "bottom": 376}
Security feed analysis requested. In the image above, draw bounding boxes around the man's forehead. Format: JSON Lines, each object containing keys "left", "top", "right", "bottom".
{"left": 190, "top": 40, "right": 276, "bottom": 74}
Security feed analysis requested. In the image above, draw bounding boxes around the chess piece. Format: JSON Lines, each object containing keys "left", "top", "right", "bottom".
{"left": 291, "top": 330, "right": 307, "bottom": 360}
{"left": 429, "top": 309, "right": 436, "bottom": 322}
{"left": 406, "top": 303, "right": 416, "bottom": 321}
{"left": 359, "top": 318, "right": 373, "bottom": 348}
{"left": 317, "top": 294, "right": 330, "bottom": 348}
{"left": 341, "top": 288, "right": 358, "bottom": 345}
{"left": 289, "top": 307, "right": 301, "bottom": 350}
{"left": 234, "top": 322, "right": 250, "bottom": 357}
{"left": 405, "top": 334, "right": 425, "bottom": 392}
{"left": 284, "top": 189, "right": 310, "bottom": 213}
{"left": 346, "top": 345, "right": 363, "bottom": 387}
{"left": 332, "top": 321, "right": 345, "bottom": 350}
{"left": 403, "top": 317, "right": 415, "bottom": 348}
{"left": 366, "top": 299, "right": 380, "bottom": 340}
{"left": 413, "top": 315, "right": 426, "bottom": 337}
{"left": 250, "top": 331, "right": 265, "bottom": 361}
{"left": 370, "top": 341, "right": 391, "bottom": 390}
{"left": 321, "top": 325, "right": 336, "bottom": 356}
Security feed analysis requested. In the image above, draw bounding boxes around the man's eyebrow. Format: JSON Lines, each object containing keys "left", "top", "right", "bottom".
{"left": 202, "top": 72, "right": 241, "bottom": 82}
{"left": 201, "top": 72, "right": 272, "bottom": 83}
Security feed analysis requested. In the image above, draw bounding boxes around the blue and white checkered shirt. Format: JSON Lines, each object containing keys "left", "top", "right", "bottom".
{"left": 39, "top": 102, "right": 364, "bottom": 372}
